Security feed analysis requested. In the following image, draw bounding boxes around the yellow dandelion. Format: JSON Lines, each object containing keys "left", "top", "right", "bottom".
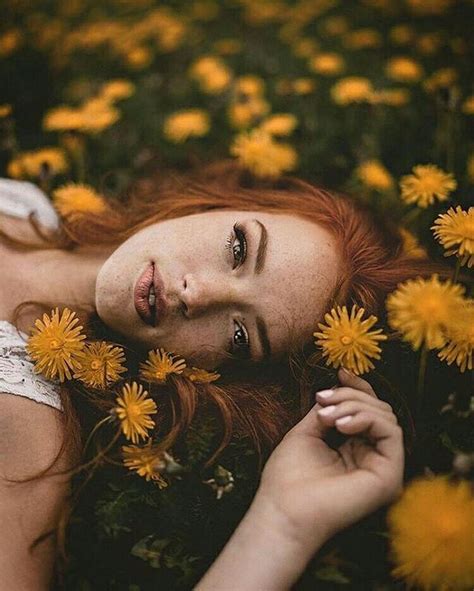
{"left": 228, "top": 97, "right": 270, "bottom": 129}
{"left": 331, "top": 77, "right": 374, "bottom": 106}
{"left": 386, "top": 57, "right": 424, "bottom": 83}
{"left": 313, "top": 305, "right": 387, "bottom": 375}
{"left": 52, "top": 183, "right": 108, "bottom": 220}
{"left": 399, "top": 228, "right": 427, "bottom": 259}
{"left": 357, "top": 160, "right": 394, "bottom": 191}
{"left": 234, "top": 75, "right": 265, "bottom": 97}
{"left": 126, "top": 46, "right": 152, "bottom": 69}
{"left": 406, "top": 0, "right": 454, "bottom": 14}
{"left": 424, "top": 67, "right": 458, "bottom": 93}
{"left": 369, "top": 88, "right": 411, "bottom": 107}
{"left": 389, "top": 25, "right": 415, "bottom": 46}
{"left": 230, "top": 129, "right": 298, "bottom": 179}
{"left": 416, "top": 33, "right": 442, "bottom": 56}
{"left": 163, "top": 109, "right": 210, "bottom": 143}
{"left": 99, "top": 79, "right": 135, "bottom": 102}
{"left": 43, "top": 106, "right": 87, "bottom": 132}
{"left": 213, "top": 38, "right": 242, "bottom": 56}
{"left": 432, "top": 206, "right": 474, "bottom": 267}
{"left": 259, "top": 114, "right": 297, "bottom": 136}
{"left": 26, "top": 307, "right": 86, "bottom": 382}
{"left": 73, "top": 341, "right": 127, "bottom": 388}
{"left": 292, "top": 38, "right": 319, "bottom": 58}
{"left": 387, "top": 476, "right": 474, "bottom": 591}
{"left": 386, "top": 275, "right": 466, "bottom": 350}
{"left": 189, "top": 55, "right": 232, "bottom": 94}
{"left": 292, "top": 78, "right": 316, "bottom": 95}
{"left": 0, "top": 104, "right": 12, "bottom": 118}
{"left": 79, "top": 98, "right": 120, "bottom": 134}
{"left": 343, "top": 28, "right": 382, "bottom": 50}
{"left": 115, "top": 382, "right": 157, "bottom": 443}
{"left": 139, "top": 348, "right": 187, "bottom": 383}
{"left": 185, "top": 367, "right": 220, "bottom": 384}
{"left": 122, "top": 441, "right": 168, "bottom": 487}
{"left": 438, "top": 302, "right": 474, "bottom": 372}
{"left": 308, "top": 53, "right": 345, "bottom": 76}
{"left": 400, "top": 164, "right": 457, "bottom": 208}
{"left": 8, "top": 148, "right": 68, "bottom": 179}
{"left": 463, "top": 96, "right": 474, "bottom": 115}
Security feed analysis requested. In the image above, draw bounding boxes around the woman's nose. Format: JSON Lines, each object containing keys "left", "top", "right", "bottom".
{"left": 181, "top": 273, "right": 237, "bottom": 318}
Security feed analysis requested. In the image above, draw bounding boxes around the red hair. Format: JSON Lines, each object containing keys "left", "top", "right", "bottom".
{"left": 5, "top": 160, "right": 440, "bottom": 474}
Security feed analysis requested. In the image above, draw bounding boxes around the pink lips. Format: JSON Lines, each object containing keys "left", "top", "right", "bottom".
{"left": 134, "top": 262, "right": 168, "bottom": 327}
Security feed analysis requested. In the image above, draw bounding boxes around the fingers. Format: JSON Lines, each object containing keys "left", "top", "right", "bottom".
{"left": 317, "top": 400, "right": 398, "bottom": 426}
{"left": 316, "top": 387, "right": 394, "bottom": 416}
{"left": 337, "top": 368, "right": 376, "bottom": 398}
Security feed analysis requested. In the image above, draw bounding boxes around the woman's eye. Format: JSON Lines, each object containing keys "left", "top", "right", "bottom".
{"left": 225, "top": 224, "right": 247, "bottom": 269}
{"left": 232, "top": 320, "right": 250, "bottom": 359}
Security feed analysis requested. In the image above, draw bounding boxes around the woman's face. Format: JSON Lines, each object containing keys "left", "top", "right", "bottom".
{"left": 95, "top": 210, "right": 341, "bottom": 369}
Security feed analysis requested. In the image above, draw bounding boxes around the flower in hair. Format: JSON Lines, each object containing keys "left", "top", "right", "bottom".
{"left": 386, "top": 275, "right": 466, "bottom": 350}
{"left": 184, "top": 367, "right": 220, "bottom": 384}
{"left": 73, "top": 341, "right": 127, "bottom": 389}
{"left": 139, "top": 348, "right": 187, "bottom": 383}
{"left": 52, "top": 183, "right": 108, "bottom": 220}
{"left": 115, "top": 382, "right": 157, "bottom": 443}
{"left": 122, "top": 440, "right": 168, "bottom": 487}
{"left": 399, "top": 164, "right": 456, "bottom": 208}
{"left": 387, "top": 476, "right": 474, "bottom": 590}
{"left": 26, "top": 307, "right": 86, "bottom": 382}
{"left": 431, "top": 206, "right": 474, "bottom": 268}
{"left": 314, "top": 305, "right": 387, "bottom": 375}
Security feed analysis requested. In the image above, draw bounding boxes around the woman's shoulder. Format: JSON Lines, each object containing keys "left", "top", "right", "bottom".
{"left": 0, "top": 178, "right": 59, "bottom": 230}
{"left": 0, "top": 320, "right": 63, "bottom": 411}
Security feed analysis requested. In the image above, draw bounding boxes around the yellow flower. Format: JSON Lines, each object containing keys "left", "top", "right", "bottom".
{"left": 292, "top": 38, "right": 319, "bottom": 58}
{"left": 163, "top": 109, "right": 210, "bottom": 143}
{"left": 126, "top": 46, "right": 153, "bottom": 69}
{"left": 292, "top": 78, "right": 316, "bottom": 95}
{"left": 438, "top": 302, "right": 474, "bottom": 372}
{"left": 0, "top": 29, "right": 22, "bottom": 57}
{"left": 99, "top": 79, "right": 135, "bottom": 102}
{"left": 386, "top": 57, "right": 424, "bottom": 83}
{"left": 400, "top": 164, "right": 457, "bottom": 208}
{"left": 43, "top": 106, "right": 89, "bottom": 132}
{"left": 424, "top": 68, "right": 458, "bottom": 93}
{"left": 52, "top": 183, "right": 108, "bottom": 220}
{"left": 406, "top": 0, "right": 454, "bottom": 14}
{"left": 122, "top": 440, "right": 168, "bottom": 487}
{"left": 26, "top": 307, "right": 86, "bottom": 382}
{"left": 185, "top": 367, "right": 220, "bottom": 383}
{"left": 313, "top": 305, "right": 387, "bottom": 375}
{"left": 308, "top": 53, "right": 345, "bottom": 76}
{"left": 399, "top": 228, "right": 426, "bottom": 259}
{"left": 189, "top": 55, "right": 232, "bottom": 94}
{"left": 115, "top": 382, "right": 157, "bottom": 443}
{"left": 73, "top": 341, "right": 127, "bottom": 388}
{"left": 343, "top": 28, "right": 382, "bottom": 50}
{"left": 213, "top": 38, "right": 242, "bottom": 55}
{"left": 387, "top": 476, "right": 474, "bottom": 590}
{"left": 234, "top": 75, "right": 265, "bottom": 97}
{"left": 259, "top": 114, "right": 297, "bottom": 136}
{"left": 386, "top": 275, "right": 466, "bottom": 350}
{"left": 331, "top": 77, "right": 374, "bottom": 106}
{"left": 7, "top": 148, "right": 69, "bottom": 179}
{"left": 389, "top": 25, "right": 415, "bottom": 46}
{"left": 462, "top": 95, "right": 474, "bottom": 115}
{"left": 139, "top": 348, "right": 187, "bottom": 383}
{"left": 228, "top": 97, "right": 270, "bottom": 129}
{"left": 356, "top": 160, "right": 394, "bottom": 191}
{"left": 230, "top": 129, "right": 298, "bottom": 179}
{"left": 323, "top": 16, "right": 349, "bottom": 36}
{"left": 416, "top": 33, "right": 442, "bottom": 55}
{"left": 79, "top": 98, "right": 120, "bottom": 134}
{"left": 432, "top": 206, "right": 474, "bottom": 268}
{"left": 369, "top": 88, "right": 411, "bottom": 107}
{"left": 0, "top": 104, "right": 12, "bottom": 118}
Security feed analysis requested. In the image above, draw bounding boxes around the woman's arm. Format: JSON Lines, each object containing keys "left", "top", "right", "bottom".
{"left": 196, "top": 369, "right": 404, "bottom": 590}
{"left": 0, "top": 394, "right": 73, "bottom": 591}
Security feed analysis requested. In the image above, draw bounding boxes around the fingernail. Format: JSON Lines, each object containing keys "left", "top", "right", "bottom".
{"left": 335, "top": 415, "right": 353, "bottom": 425}
{"left": 316, "top": 389, "right": 334, "bottom": 399}
{"left": 318, "top": 405, "right": 336, "bottom": 416}
{"left": 341, "top": 367, "right": 355, "bottom": 377}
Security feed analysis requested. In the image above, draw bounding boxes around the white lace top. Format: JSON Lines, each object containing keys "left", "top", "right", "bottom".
{"left": 0, "top": 179, "right": 63, "bottom": 411}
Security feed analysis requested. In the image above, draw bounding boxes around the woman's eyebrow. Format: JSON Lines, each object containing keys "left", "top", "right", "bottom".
{"left": 253, "top": 219, "right": 268, "bottom": 274}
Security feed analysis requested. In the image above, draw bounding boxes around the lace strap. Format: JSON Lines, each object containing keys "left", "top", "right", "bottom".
{"left": 0, "top": 321, "right": 63, "bottom": 411}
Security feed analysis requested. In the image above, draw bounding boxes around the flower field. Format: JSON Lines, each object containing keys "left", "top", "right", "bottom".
{"left": 1, "top": 0, "right": 473, "bottom": 589}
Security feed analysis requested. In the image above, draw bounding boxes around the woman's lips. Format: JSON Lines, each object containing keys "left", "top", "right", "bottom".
{"left": 134, "top": 262, "right": 168, "bottom": 327}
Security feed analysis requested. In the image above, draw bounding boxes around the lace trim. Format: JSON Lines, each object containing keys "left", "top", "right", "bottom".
{"left": 0, "top": 320, "right": 63, "bottom": 411}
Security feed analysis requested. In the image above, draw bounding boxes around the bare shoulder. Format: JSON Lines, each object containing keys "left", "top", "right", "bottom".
{"left": 0, "top": 393, "right": 76, "bottom": 590}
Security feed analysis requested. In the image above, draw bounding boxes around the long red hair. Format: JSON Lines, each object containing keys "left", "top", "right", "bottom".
{"left": 4, "top": 160, "right": 439, "bottom": 473}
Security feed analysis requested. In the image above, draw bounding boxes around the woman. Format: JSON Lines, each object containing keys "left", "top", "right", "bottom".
{"left": 0, "top": 162, "right": 432, "bottom": 590}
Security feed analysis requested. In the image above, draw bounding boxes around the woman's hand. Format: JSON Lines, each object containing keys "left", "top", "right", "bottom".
{"left": 256, "top": 367, "right": 404, "bottom": 549}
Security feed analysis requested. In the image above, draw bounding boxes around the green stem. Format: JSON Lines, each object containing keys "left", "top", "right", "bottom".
{"left": 83, "top": 415, "right": 112, "bottom": 456}
{"left": 416, "top": 345, "right": 428, "bottom": 420}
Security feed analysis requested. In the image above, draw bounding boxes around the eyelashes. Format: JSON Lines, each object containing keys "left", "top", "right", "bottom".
{"left": 225, "top": 223, "right": 247, "bottom": 269}
{"left": 225, "top": 222, "right": 251, "bottom": 358}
